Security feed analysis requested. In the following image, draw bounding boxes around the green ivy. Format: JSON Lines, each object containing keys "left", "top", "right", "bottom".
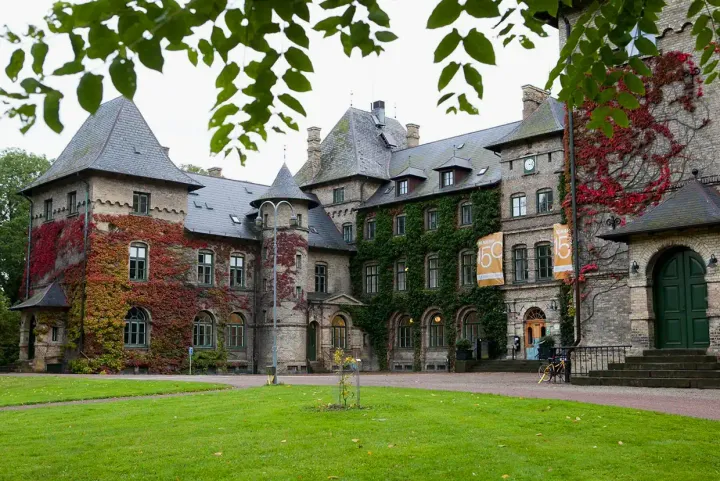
{"left": 350, "top": 188, "right": 505, "bottom": 371}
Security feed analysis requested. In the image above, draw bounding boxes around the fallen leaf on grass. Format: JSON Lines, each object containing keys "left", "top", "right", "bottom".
{"left": 352, "top": 439, "right": 360, "bottom": 443}
{"left": 497, "top": 445, "right": 506, "bottom": 448}
{"left": 367, "top": 451, "right": 372, "bottom": 455}
{"left": 536, "top": 433, "right": 542, "bottom": 436}
{"left": 388, "top": 444, "right": 394, "bottom": 448}
{"left": 328, "top": 477, "right": 339, "bottom": 480}
{"left": 281, "top": 440, "right": 287, "bottom": 443}
{"left": 502, "top": 475, "right": 510, "bottom": 479}
{"left": 213, "top": 452, "right": 223, "bottom": 457}
{"left": 618, "top": 441, "right": 623, "bottom": 445}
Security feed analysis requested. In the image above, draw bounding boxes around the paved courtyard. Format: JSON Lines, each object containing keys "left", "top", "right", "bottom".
{"left": 8, "top": 372, "right": 718, "bottom": 420}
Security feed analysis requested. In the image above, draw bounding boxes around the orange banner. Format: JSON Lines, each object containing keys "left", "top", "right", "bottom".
{"left": 553, "top": 224, "right": 572, "bottom": 279}
{"left": 476, "top": 232, "right": 504, "bottom": 287}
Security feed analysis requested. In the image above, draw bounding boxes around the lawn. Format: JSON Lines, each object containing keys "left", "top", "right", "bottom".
{"left": 1, "top": 384, "right": 718, "bottom": 481}
{"left": 0, "top": 375, "right": 228, "bottom": 406}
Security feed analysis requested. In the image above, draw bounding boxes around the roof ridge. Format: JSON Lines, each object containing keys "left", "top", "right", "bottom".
{"left": 349, "top": 108, "right": 361, "bottom": 176}
{"left": 392, "top": 120, "right": 523, "bottom": 153}
{"left": 188, "top": 172, "right": 270, "bottom": 187}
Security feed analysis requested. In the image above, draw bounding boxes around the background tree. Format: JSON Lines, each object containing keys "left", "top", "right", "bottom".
{"left": 2, "top": 0, "right": 719, "bottom": 163}
{"left": 180, "top": 164, "right": 209, "bottom": 175}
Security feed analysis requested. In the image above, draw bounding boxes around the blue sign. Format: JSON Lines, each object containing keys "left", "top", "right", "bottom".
{"left": 188, "top": 347, "right": 194, "bottom": 356}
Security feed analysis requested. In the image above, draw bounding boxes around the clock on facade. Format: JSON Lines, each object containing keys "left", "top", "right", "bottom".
{"left": 523, "top": 157, "right": 536, "bottom": 173}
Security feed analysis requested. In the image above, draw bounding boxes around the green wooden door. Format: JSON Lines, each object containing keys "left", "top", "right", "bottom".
{"left": 307, "top": 322, "right": 317, "bottom": 361}
{"left": 655, "top": 250, "right": 710, "bottom": 349}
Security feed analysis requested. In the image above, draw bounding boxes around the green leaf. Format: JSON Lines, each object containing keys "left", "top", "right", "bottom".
{"left": 706, "top": 71, "right": 719, "bottom": 84}
{"left": 519, "top": 35, "right": 535, "bottom": 49}
{"left": 638, "top": 17, "right": 659, "bottom": 35}
{"left": 137, "top": 38, "right": 164, "bottom": 72}
{"left": 216, "top": 62, "right": 240, "bottom": 88}
{"left": 87, "top": 24, "right": 118, "bottom": 60}
{"left": 52, "top": 61, "right": 84, "bottom": 76}
{"left": 214, "top": 85, "right": 238, "bottom": 108}
{"left": 438, "top": 62, "right": 461, "bottom": 91}
{"left": 278, "top": 93, "right": 307, "bottom": 116}
{"left": 209, "top": 104, "right": 239, "bottom": 128}
{"left": 462, "top": 64, "right": 483, "bottom": 98}
{"left": 463, "top": 29, "right": 495, "bottom": 65}
{"left": 272, "top": 126, "right": 286, "bottom": 134}
{"left": 457, "top": 93, "right": 479, "bottom": 115}
{"left": 285, "top": 23, "right": 310, "bottom": 49}
{"left": 703, "top": 59, "right": 719, "bottom": 75}
{"left": 285, "top": 47, "right": 314, "bottom": 72}
{"left": 77, "top": 73, "right": 103, "bottom": 113}
{"left": 623, "top": 72, "right": 645, "bottom": 95}
{"left": 691, "top": 14, "right": 710, "bottom": 35}
{"left": 43, "top": 90, "right": 63, "bottom": 133}
{"left": 701, "top": 44, "right": 715, "bottom": 66}
{"left": 629, "top": 57, "right": 652, "bottom": 76}
{"left": 591, "top": 62, "right": 606, "bottom": 82}
{"left": 278, "top": 112, "right": 299, "bottom": 131}
{"left": 609, "top": 107, "right": 629, "bottom": 127}
{"left": 634, "top": 36, "right": 659, "bottom": 56}
{"left": 434, "top": 29, "right": 462, "bottom": 63}
{"left": 617, "top": 91, "right": 640, "bottom": 109}
{"left": 437, "top": 92, "right": 454, "bottom": 106}
{"left": 210, "top": 123, "right": 234, "bottom": 154}
{"left": 5, "top": 49, "right": 25, "bottom": 82}
{"left": 198, "top": 39, "right": 214, "bottom": 66}
{"left": 368, "top": 5, "right": 391, "bottom": 27}
{"left": 465, "top": 0, "right": 500, "bottom": 18}
{"left": 696, "top": 28, "right": 713, "bottom": 51}
{"left": 188, "top": 48, "right": 198, "bottom": 67}
{"left": 446, "top": 106, "right": 458, "bottom": 114}
{"left": 31, "top": 42, "right": 48, "bottom": 75}
{"left": 283, "top": 69, "right": 312, "bottom": 92}
{"left": 109, "top": 56, "right": 137, "bottom": 99}
{"left": 427, "top": 0, "right": 463, "bottom": 29}
{"left": 688, "top": 0, "right": 704, "bottom": 18}
{"left": 375, "top": 31, "right": 398, "bottom": 42}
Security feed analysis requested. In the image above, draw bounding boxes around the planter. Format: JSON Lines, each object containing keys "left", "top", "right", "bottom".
{"left": 456, "top": 349, "right": 473, "bottom": 361}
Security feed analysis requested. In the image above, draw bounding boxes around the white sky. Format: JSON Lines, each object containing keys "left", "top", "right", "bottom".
{"left": 0, "top": 1, "right": 560, "bottom": 186}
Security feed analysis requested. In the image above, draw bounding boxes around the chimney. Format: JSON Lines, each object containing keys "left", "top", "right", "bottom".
{"left": 307, "top": 127, "right": 322, "bottom": 178}
{"left": 406, "top": 124, "right": 420, "bottom": 148}
{"left": 371, "top": 100, "right": 386, "bottom": 126}
{"left": 162, "top": 146, "right": 170, "bottom": 157}
{"left": 521, "top": 85, "right": 549, "bottom": 119}
{"left": 208, "top": 167, "right": 222, "bottom": 177}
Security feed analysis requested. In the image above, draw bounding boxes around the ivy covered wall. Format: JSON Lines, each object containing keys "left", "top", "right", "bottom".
{"left": 350, "top": 187, "right": 506, "bottom": 371}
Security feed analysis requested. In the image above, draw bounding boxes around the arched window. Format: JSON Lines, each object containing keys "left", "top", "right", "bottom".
{"left": 536, "top": 188, "right": 554, "bottom": 213}
{"left": 427, "top": 254, "right": 440, "bottom": 289}
{"left": 462, "top": 311, "right": 484, "bottom": 344}
{"left": 193, "top": 311, "right": 214, "bottom": 348}
{"left": 198, "top": 250, "right": 214, "bottom": 286}
{"left": 332, "top": 316, "right": 347, "bottom": 349}
{"left": 428, "top": 313, "right": 445, "bottom": 347}
{"left": 524, "top": 307, "right": 547, "bottom": 347}
{"left": 124, "top": 307, "right": 148, "bottom": 347}
{"left": 398, "top": 315, "right": 413, "bottom": 348}
{"left": 129, "top": 242, "right": 148, "bottom": 281}
{"left": 226, "top": 313, "right": 245, "bottom": 349}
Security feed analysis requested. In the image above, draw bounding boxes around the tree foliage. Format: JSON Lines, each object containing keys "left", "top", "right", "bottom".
{"left": 1, "top": 0, "right": 719, "bottom": 161}
{"left": 180, "top": 163, "right": 209, "bottom": 175}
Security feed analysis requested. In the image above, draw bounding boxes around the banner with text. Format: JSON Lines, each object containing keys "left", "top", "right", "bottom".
{"left": 553, "top": 223, "right": 572, "bottom": 280}
{"left": 476, "top": 232, "right": 504, "bottom": 287}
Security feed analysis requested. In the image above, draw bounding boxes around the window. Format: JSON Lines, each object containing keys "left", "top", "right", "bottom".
{"left": 295, "top": 253, "right": 302, "bottom": 269}
{"left": 264, "top": 214, "right": 268, "bottom": 227}
{"left": 315, "top": 264, "right": 327, "bottom": 293}
{"left": 462, "top": 311, "right": 484, "bottom": 345}
{"left": 461, "top": 251, "right": 475, "bottom": 286}
{"left": 197, "top": 250, "right": 214, "bottom": 286}
{"left": 426, "top": 209, "right": 438, "bottom": 231}
{"left": 396, "top": 260, "right": 407, "bottom": 291}
{"left": 132, "top": 192, "right": 150, "bottom": 215}
{"left": 366, "top": 219, "right": 376, "bottom": 240}
{"left": 397, "top": 179, "right": 408, "bottom": 196}
{"left": 536, "top": 243, "right": 554, "bottom": 280}
{"left": 332, "top": 317, "right": 347, "bottom": 349}
{"left": 67, "top": 191, "right": 77, "bottom": 215}
{"left": 365, "top": 264, "right": 378, "bottom": 294}
{"left": 230, "top": 254, "right": 245, "bottom": 288}
{"left": 511, "top": 194, "right": 527, "bottom": 217}
{"left": 398, "top": 316, "right": 413, "bottom": 348}
{"left": 427, "top": 255, "right": 440, "bottom": 289}
{"left": 129, "top": 242, "right": 148, "bottom": 281}
{"left": 395, "top": 215, "right": 406, "bottom": 236}
{"left": 537, "top": 189, "right": 554, "bottom": 214}
{"left": 343, "top": 223, "right": 353, "bottom": 243}
{"left": 124, "top": 307, "right": 148, "bottom": 347}
{"left": 333, "top": 187, "right": 345, "bottom": 203}
{"left": 226, "top": 313, "right": 245, "bottom": 349}
{"left": 51, "top": 326, "right": 58, "bottom": 342}
{"left": 230, "top": 214, "right": 241, "bottom": 224}
{"left": 193, "top": 311, "right": 214, "bottom": 348}
{"left": 441, "top": 170, "right": 454, "bottom": 187}
{"left": 428, "top": 314, "right": 445, "bottom": 348}
{"left": 44, "top": 199, "right": 53, "bottom": 221}
{"left": 513, "top": 245, "right": 528, "bottom": 282}
{"left": 460, "top": 203, "right": 472, "bottom": 226}
{"left": 295, "top": 286, "right": 302, "bottom": 298}
{"left": 296, "top": 213, "right": 302, "bottom": 227}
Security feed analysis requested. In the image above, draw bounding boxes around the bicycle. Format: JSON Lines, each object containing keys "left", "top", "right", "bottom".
{"left": 537, "top": 355, "right": 567, "bottom": 383}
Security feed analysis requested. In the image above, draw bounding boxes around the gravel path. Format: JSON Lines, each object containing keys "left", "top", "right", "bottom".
{"left": 3, "top": 372, "right": 720, "bottom": 420}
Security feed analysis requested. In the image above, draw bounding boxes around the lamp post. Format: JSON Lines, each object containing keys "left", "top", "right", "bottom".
{"left": 256, "top": 200, "right": 297, "bottom": 385}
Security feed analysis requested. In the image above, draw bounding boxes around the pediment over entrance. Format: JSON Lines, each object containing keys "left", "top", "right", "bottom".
{"left": 307, "top": 292, "right": 364, "bottom": 306}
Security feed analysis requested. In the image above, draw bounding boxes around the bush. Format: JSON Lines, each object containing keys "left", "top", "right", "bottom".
{"left": 456, "top": 339, "right": 472, "bottom": 350}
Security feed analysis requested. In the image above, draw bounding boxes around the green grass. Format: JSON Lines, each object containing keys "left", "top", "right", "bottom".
{"left": 1, "top": 384, "right": 718, "bottom": 480}
{"left": 0, "top": 376, "right": 228, "bottom": 406}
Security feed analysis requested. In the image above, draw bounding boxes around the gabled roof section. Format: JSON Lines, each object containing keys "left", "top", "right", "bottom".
{"left": 21, "top": 97, "right": 203, "bottom": 193}
{"left": 485, "top": 97, "right": 565, "bottom": 152}
{"left": 294, "top": 107, "right": 407, "bottom": 187}
{"left": 390, "top": 166, "right": 427, "bottom": 180}
{"left": 250, "top": 163, "right": 319, "bottom": 208}
{"left": 307, "top": 292, "right": 364, "bottom": 305}
{"left": 362, "top": 121, "right": 520, "bottom": 209}
{"left": 433, "top": 155, "right": 473, "bottom": 171}
{"left": 11, "top": 282, "right": 69, "bottom": 311}
{"left": 599, "top": 180, "right": 720, "bottom": 242}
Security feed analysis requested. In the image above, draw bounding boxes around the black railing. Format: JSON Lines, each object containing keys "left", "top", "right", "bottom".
{"left": 551, "top": 345, "right": 631, "bottom": 380}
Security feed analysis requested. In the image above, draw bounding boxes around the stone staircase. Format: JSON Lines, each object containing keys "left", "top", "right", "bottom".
{"left": 572, "top": 349, "right": 720, "bottom": 388}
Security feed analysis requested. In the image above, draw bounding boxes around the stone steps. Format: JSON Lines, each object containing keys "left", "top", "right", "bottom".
{"left": 626, "top": 355, "right": 717, "bottom": 363}
{"left": 590, "top": 369, "right": 720, "bottom": 379}
{"left": 573, "top": 376, "right": 720, "bottom": 389}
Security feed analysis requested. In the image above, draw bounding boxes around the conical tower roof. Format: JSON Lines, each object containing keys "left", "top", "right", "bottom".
{"left": 250, "top": 163, "right": 318, "bottom": 208}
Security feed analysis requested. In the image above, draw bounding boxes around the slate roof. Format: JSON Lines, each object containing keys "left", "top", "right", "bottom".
{"left": 485, "top": 97, "right": 565, "bottom": 152}
{"left": 599, "top": 181, "right": 720, "bottom": 242}
{"left": 10, "top": 282, "right": 68, "bottom": 311}
{"left": 21, "top": 97, "right": 203, "bottom": 193}
{"left": 433, "top": 155, "right": 473, "bottom": 171}
{"left": 361, "top": 121, "right": 520, "bottom": 209}
{"left": 390, "top": 166, "right": 427, "bottom": 180}
{"left": 294, "top": 107, "right": 407, "bottom": 187}
{"left": 251, "top": 163, "right": 319, "bottom": 208}
{"left": 306, "top": 193, "right": 355, "bottom": 251}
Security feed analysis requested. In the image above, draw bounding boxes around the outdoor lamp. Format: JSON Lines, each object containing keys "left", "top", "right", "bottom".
{"left": 255, "top": 216, "right": 263, "bottom": 228}
{"left": 631, "top": 261, "right": 640, "bottom": 274}
{"left": 433, "top": 315, "right": 441, "bottom": 323}
{"left": 549, "top": 299, "right": 558, "bottom": 311}
{"left": 708, "top": 254, "right": 718, "bottom": 267}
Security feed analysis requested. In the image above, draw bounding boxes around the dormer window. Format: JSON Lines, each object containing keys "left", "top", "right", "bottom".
{"left": 441, "top": 170, "right": 454, "bottom": 188}
{"left": 397, "top": 179, "right": 408, "bottom": 196}
{"left": 230, "top": 215, "right": 241, "bottom": 224}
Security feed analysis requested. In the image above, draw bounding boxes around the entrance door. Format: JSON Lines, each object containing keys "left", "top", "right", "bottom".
{"left": 27, "top": 317, "right": 36, "bottom": 360}
{"left": 307, "top": 322, "right": 317, "bottom": 361}
{"left": 655, "top": 249, "right": 710, "bottom": 349}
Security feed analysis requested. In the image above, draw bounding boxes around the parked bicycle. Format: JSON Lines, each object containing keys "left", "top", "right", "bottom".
{"left": 537, "top": 355, "right": 567, "bottom": 383}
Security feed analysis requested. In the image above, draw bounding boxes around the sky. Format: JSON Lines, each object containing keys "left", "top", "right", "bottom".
{"left": 0, "top": 1, "right": 560, "bottom": 186}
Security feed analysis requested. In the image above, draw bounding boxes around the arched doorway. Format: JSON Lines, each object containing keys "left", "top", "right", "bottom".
{"left": 524, "top": 307, "right": 546, "bottom": 347}
{"left": 307, "top": 321, "right": 318, "bottom": 361}
{"left": 654, "top": 248, "right": 710, "bottom": 349}
{"left": 27, "top": 316, "right": 36, "bottom": 360}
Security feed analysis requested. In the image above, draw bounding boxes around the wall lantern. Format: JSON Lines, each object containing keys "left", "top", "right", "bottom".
{"left": 549, "top": 299, "right": 558, "bottom": 311}
{"left": 433, "top": 315, "right": 442, "bottom": 324}
{"left": 708, "top": 254, "right": 718, "bottom": 267}
{"left": 631, "top": 261, "right": 640, "bottom": 274}
{"left": 255, "top": 216, "right": 263, "bottom": 227}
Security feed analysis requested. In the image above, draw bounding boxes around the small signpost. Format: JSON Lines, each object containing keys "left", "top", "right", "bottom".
{"left": 188, "top": 346, "right": 194, "bottom": 375}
